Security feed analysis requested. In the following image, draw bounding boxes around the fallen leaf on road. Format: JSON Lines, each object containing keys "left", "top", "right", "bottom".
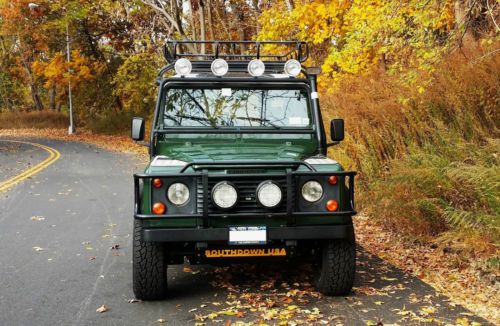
{"left": 128, "top": 299, "right": 141, "bottom": 303}
{"left": 32, "top": 246, "right": 44, "bottom": 252}
{"left": 89, "top": 256, "right": 96, "bottom": 261}
{"left": 111, "top": 244, "right": 120, "bottom": 250}
{"left": 189, "top": 308, "right": 198, "bottom": 312}
{"left": 30, "top": 216, "right": 45, "bottom": 221}
{"left": 374, "top": 301, "right": 384, "bottom": 305}
{"left": 183, "top": 266, "right": 193, "bottom": 273}
{"left": 156, "top": 318, "right": 166, "bottom": 323}
{"left": 96, "top": 304, "right": 108, "bottom": 313}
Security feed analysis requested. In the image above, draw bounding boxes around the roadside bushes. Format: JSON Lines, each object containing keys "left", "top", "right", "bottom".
{"left": 323, "top": 43, "right": 500, "bottom": 247}
{"left": 0, "top": 110, "right": 69, "bottom": 129}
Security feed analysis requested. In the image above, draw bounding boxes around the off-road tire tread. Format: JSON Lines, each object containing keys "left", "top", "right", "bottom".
{"left": 132, "top": 220, "right": 168, "bottom": 300}
{"left": 315, "top": 236, "right": 356, "bottom": 296}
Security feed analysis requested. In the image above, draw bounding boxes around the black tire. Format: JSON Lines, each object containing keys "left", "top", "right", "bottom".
{"left": 314, "top": 230, "right": 356, "bottom": 296}
{"left": 132, "top": 220, "right": 168, "bottom": 300}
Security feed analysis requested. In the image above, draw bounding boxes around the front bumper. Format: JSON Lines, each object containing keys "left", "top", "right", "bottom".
{"left": 142, "top": 224, "right": 353, "bottom": 242}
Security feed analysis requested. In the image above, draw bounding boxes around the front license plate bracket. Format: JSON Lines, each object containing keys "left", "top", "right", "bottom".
{"left": 228, "top": 226, "right": 267, "bottom": 245}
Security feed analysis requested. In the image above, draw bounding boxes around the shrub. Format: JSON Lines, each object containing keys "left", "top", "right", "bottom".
{"left": 0, "top": 110, "right": 69, "bottom": 129}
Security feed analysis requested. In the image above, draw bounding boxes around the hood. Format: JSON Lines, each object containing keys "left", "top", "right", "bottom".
{"left": 158, "top": 142, "right": 312, "bottom": 162}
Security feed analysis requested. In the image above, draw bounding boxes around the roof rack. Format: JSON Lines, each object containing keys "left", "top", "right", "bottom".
{"left": 164, "top": 40, "right": 309, "bottom": 63}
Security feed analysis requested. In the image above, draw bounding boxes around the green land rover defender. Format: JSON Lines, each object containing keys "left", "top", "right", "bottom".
{"left": 131, "top": 40, "right": 356, "bottom": 300}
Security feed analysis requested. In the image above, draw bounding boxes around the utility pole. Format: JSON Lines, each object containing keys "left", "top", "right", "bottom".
{"left": 66, "top": 22, "right": 75, "bottom": 134}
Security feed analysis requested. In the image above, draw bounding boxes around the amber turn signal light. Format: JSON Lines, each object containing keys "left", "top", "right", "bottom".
{"left": 152, "top": 202, "right": 166, "bottom": 215}
{"left": 326, "top": 199, "right": 339, "bottom": 212}
{"left": 152, "top": 178, "right": 163, "bottom": 188}
{"left": 328, "top": 176, "right": 338, "bottom": 185}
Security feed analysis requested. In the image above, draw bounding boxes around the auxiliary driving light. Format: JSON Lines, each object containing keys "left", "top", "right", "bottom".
{"left": 326, "top": 199, "right": 339, "bottom": 212}
{"left": 248, "top": 59, "right": 265, "bottom": 77}
{"left": 152, "top": 202, "right": 166, "bottom": 215}
{"left": 211, "top": 58, "right": 229, "bottom": 76}
{"left": 257, "top": 181, "right": 282, "bottom": 208}
{"left": 301, "top": 180, "right": 323, "bottom": 202}
{"left": 212, "top": 181, "right": 238, "bottom": 209}
{"left": 284, "top": 59, "right": 302, "bottom": 77}
{"left": 174, "top": 58, "right": 192, "bottom": 76}
{"left": 167, "top": 183, "right": 190, "bottom": 206}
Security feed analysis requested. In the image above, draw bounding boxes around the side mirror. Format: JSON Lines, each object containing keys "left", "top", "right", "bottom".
{"left": 131, "top": 117, "right": 145, "bottom": 141}
{"left": 330, "top": 119, "right": 344, "bottom": 142}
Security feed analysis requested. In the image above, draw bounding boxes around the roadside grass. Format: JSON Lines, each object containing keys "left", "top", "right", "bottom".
{"left": 85, "top": 110, "right": 140, "bottom": 135}
{"left": 0, "top": 110, "right": 69, "bottom": 129}
{"left": 0, "top": 109, "right": 150, "bottom": 136}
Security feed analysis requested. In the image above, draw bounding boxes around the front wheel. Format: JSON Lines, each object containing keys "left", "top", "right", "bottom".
{"left": 314, "top": 234, "right": 356, "bottom": 296}
{"left": 132, "top": 220, "right": 168, "bottom": 300}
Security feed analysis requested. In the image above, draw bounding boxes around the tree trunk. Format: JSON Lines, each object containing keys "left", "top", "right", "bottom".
{"left": 49, "top": 83, "right": 56, "bottom": 110}
{"left": 206, "top": 0, "right": 214, "bottom": 39}
{"left": 30, "top": 83, "right": 44, "bottom": 111}
{"left": 199, "top": 0, "right": 206, "bottom": 54}
{"left": 188, "top": 0, "right": 198, "bottom": 41}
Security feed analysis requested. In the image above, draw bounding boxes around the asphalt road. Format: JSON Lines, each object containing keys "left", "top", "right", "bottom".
{"left": 0, "top": 138, "right": 492, "bottom": 326}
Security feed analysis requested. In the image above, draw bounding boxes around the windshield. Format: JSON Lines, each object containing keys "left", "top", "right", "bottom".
{"left": 159, "top": 87, "right": 311, "bottom": 129}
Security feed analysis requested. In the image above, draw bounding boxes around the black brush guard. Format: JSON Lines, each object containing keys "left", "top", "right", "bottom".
{"left": 134, "top": 161, "right": 356, "bottom": 228}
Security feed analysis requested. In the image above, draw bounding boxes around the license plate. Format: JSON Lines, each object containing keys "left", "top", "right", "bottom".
{"left": 229, "top": 226, "right": 267, "bottom": 245}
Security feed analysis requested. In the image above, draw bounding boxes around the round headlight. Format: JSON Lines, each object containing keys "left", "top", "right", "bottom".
{"left": 212, "top": 181, "right": 238, "bottom": 209}
{"left": 301, "top": 180, "right": 323, "bottom": 202}
{"left": 257, "top": 181, "right": 282, "bottom": 208}
{"left": 211, "top": 58, "right": 228, "bottom": 76}
{"left": 284, "top": 59, "right": 302, "bottom": 77}
{"left": 248, "top": 59, "right": 265, "bottom": 77}
{"left": 167, "top": 183, "right": 190, "bottom": 206}
{"left": 174, "top": 58, "right": 192, "bottom": 76}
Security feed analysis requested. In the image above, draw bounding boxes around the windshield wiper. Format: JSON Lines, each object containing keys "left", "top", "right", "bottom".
{"left": 236, "top": 116, "right": 281, "bottom": 129}
{"left": 165, "top": 114, "right": 218, "bottom": 128}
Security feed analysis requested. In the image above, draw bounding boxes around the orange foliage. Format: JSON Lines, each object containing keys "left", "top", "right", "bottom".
{"left": 32, "top": 50, "right": 102, "bottom": 89}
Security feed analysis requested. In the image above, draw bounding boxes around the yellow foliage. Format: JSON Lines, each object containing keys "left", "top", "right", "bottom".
{"left": 258, "top": 0, "right": 460, "bottom": 91}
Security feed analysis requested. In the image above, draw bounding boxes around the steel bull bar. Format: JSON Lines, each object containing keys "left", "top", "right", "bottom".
{"left": 133, "top": 161, "right": 356, "bottom": 241}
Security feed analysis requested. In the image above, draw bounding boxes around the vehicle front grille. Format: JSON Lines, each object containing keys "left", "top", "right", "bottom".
{"left": 196, "top": 176, "right": 290, "bottom": 214}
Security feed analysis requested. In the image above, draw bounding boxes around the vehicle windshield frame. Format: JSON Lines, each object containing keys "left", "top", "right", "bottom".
{"left": 153, "top": 80, "right": 316, "bottom": 134}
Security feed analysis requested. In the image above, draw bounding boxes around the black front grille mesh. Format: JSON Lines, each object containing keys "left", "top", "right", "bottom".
{"left": 196, "top": 177, "right": 289, "bottom": 214}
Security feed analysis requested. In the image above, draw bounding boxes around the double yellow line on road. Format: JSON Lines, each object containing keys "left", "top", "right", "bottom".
{"left": 0, "top": 140, "right": 61, "bottom": 192}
